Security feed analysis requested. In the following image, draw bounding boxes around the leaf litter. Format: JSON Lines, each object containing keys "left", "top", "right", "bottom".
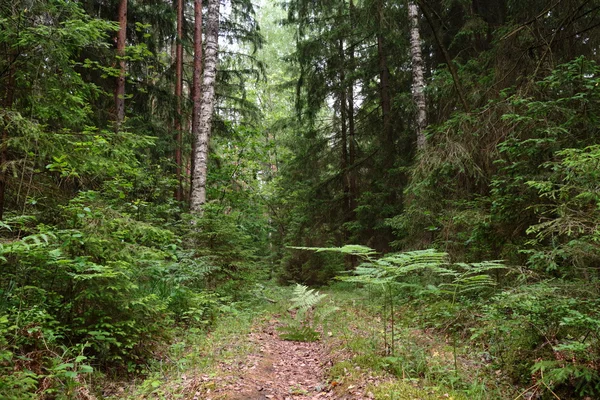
{"left": 199, "top": 318, "right": 375, "bottom": 400}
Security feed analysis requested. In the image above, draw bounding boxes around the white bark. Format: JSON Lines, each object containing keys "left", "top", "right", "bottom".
{"left": 409, "top": 1, "right": 427, "bottom": 150}
{"left": 190, "top": 0, "right": 220, "bottom": 213}
{"left": 190, "top": 0, "right": 202, "bottom": 209}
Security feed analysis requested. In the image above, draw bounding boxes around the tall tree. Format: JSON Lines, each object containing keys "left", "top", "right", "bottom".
{"left": 377, "top": 0, "right": 392, "bottom": 147}
{"left": 0, "top": 48, "right": 15, "bottom": 221}
{"left": 347, "top": 0, "right": 357, "bottom": 215}
{"left": 190, "top": 0, "right": 202, "bottom": 207}
{"left": 408, "top": 1, "right": 427, "bottom": 150}
{"left": 417, "top": 0, "right": 469, "bottom": 112}
{"left": 174, "top": 0, "right": 185, "bottom": 201}
{"left": 190, "top": 0, "right": 220, "bottom": 212}
{"left": 115, "top": 0, "right": 127, "bottom": 130}
{"left": 338, "top": 35, "right": 350, "bottom": 227}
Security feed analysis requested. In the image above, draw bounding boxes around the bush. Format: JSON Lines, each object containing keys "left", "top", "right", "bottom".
{"left": 0, "top": 191, "right": 225, "bottom": 395}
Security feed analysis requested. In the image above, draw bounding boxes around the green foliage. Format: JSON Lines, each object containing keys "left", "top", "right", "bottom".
{"left": 278, "top": 284, "right": 338, "bottom": 342}
{"left": 2, "top": 0, "right": 600, "bottom": 397}
{"left": 277, "top": 325, "right": 321, "bottom": 342}
{"left": 524, "top": 144, "right": 600, "bottom": 275}
{"left": 299, "top": 245, "right": 600, "bottom": 397}
{"left": 0, "top": 0, "right": 266, "bottom": 396}
{"left": 183, "top": 203, "right": 267, "bottom": 297}
{"left": 0, "top": 188, "right": 231, "bottom": 395}
{"left": 331, "top": 247, "right": 504, "bottom": 299}
{"left": 0, "top": 0, "right": 118, "bottom": 127}
{"left": 470, "top": 282, "right": 600, "bottom": 397}
{"left": 280, "top": 246, "right": 347, "bottom": 285}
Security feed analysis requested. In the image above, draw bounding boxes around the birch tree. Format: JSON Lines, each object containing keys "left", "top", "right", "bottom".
{"left": 190, "top": 0, "right": 220, "bottom": 212}
{"left": 190, "top": 0, "right": 202, "bottom": 209}
{"left": 408, "top": 1, "right": 427, "bottom": 150}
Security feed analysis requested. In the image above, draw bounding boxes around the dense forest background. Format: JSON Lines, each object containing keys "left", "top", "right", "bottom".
{"left": 1, "top": 0, "right": 600, "bottom": 398}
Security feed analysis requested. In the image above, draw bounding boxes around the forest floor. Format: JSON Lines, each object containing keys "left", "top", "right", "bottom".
{"left": 104, "top": 284, "right": 514, "bottom": 399}
{"left": 203, "top": 317, "right": 354, "bottom": 400}
{"left": 197, "top": 314, "right": 384, "bottom": 400}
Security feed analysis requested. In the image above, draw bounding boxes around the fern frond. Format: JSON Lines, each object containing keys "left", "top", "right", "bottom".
{"left": 21, "top": 232, "right": 56, "bottom": 246}
{"left": 380, "top": 250, "right": 448, "bottom": 267}
{"left": 289, "top": 245, "right": 377, "bottom": 257}
{"left": 337, "top": 275, "right": 392, "bottom": 285}
{"left": 316, "top": 304, "right": 339, "bottom": 323}
{"left": 454, "top": 260, "right": 506, "bottom": 273}
{"left": 289, "top": 284, "right": 326, "bottom": 313}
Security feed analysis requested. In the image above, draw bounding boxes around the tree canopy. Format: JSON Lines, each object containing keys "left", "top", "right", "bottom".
{"left": 1, "top": 0, "right": 600, "bottom": 398}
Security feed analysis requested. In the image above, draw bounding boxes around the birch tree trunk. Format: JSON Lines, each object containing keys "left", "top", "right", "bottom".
{"left": 190, "top": 0, "right": 202, "bottom": 208}
{"left": 190, "top": 0, "right": 219, "bottom": 213}
{"left": 174, "top": 0, "right": 184, "bottom": 201}
{"left": 409, "top": 1, "right": 427, "bottom": 150}
{"left": 114, "top": 0, "right": 127, "bottom": 130}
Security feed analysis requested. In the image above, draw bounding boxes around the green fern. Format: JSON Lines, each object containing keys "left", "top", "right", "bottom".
{"left": 289, "top": 284, "right": 326, "bottom": 314}
{"left": 440, "top": 261, "right": 505, "bottom": 295}
{"left": 334, "top": 248, "right": 504, "bottom": 297}
{"left": 278, "top": 284, "right": 339, "bottom": 342}
{"left": 289, "top": 244, "right": 377, "bottom": 257}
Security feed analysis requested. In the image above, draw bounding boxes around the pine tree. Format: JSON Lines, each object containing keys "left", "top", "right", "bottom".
{"left": 174, "top": 0, "right": 185, "bottom": 201}
{"left": 114, "top": 0, "right": 127, "bottom": 130}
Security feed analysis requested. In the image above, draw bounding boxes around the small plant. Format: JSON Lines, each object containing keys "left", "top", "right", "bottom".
{"left": 277, "top": 284, "right": 338, "bottom": 342}
{"left": 294, "top": 245, "right": 503, "bottom": 355}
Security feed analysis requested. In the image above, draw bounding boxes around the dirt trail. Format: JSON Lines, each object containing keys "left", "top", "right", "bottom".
{"left": 205, "top": 320, "right": 333, "bottom": 400}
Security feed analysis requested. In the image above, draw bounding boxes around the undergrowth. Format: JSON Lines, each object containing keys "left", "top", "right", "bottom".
{"left": 0, "top": 187, "right": 267, "bottom": 397}
{"left": 292, "top": 245, "right": 600, "bottom": 399}
{"left": 320, "top": 282, "right": 518, "bottom": 399}
{"left": 277, "top": 284, "right": 338, "bottom": 342}
{"left": 101, "top": 283, "right": 289, "bottom": 399}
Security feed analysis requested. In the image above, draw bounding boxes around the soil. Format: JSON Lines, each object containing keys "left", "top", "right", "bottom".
{"left": 203, "top": 320, "right": 332, "bottom": 400}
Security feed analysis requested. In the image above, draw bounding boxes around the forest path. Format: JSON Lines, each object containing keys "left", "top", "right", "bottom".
{"left": 205, "top": 318, "right": 334, "bottom": 400}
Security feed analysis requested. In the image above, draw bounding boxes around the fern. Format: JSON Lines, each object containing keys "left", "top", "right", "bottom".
{"left": 333, "top": 247, "right": 505, "bottom": 299}
{"left": 440, "top": 261, "right": 505, "bottom": 295}
{"left": 289, "top": 284, "right": 326, "bottom": 313}
{"left": 278, "top": 284, "right": 339, "bottom": 342}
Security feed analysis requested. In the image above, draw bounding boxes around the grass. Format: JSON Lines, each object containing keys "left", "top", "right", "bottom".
{"left": 320, "top": 282, "right": 517, "bottom": 399}
{"left": 96, "top": 281, "right": 519, "bottom": 399}
{"left": 371, "top": 381, "right": 467, "bottom": 400}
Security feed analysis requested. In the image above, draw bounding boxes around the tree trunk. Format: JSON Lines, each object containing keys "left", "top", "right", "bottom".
{"left": 338, "top": 38, "right": 350, "bottom": 224}
{"left": 114, "top": 0, "right": 127, "bottom": 130}
{"left": 347, "top": 86, "right": 356, "bottom": 212}
{"left": 190, "top": 0, "right": 219, "bottom": 213}
{"left": 0, "top": 55, "right": 15, "bottom": 221}
{"left": 348, "top": 0, "right": 357, "bottom": 215}
{"left": 190, "top": 0, "right": 203, "bottom": 208}
{"left": 408, "top": 1, "right": 427, "bottom": 150}
{"left": 175, "top": 0, "right": 184, "bottom": 201}
{"left": 377, "top": 0, "right": 392, "bottom": 147}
